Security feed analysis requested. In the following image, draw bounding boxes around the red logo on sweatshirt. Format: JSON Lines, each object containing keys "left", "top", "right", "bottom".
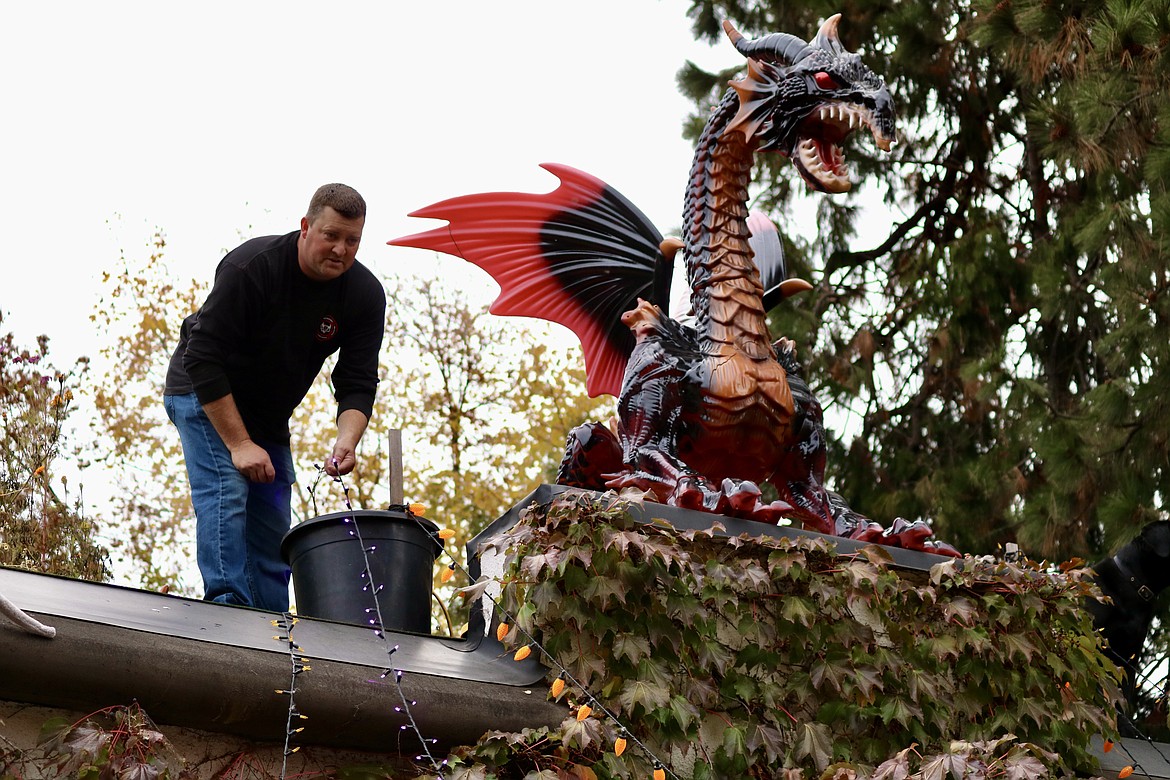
{"left": 316, "top": 315, "right": 339, "bottom": 342}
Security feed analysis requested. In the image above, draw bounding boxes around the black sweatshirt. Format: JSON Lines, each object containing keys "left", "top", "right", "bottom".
{"left": 165, "top": 231, "right": 386, "bottom": 446}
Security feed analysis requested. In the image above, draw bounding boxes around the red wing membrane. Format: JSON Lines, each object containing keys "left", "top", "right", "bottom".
{"left": 388, "top": 163, "right": 667, "bottom": 398}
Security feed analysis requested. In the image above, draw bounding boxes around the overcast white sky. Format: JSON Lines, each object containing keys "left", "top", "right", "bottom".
{"left": 1, "top": 0, "right": 738, "bottom": 362}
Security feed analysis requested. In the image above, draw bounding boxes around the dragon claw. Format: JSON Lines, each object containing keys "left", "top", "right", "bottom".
{"left": 869, "top": 517, "right": 960, "bottom": 557}
{"left": 669, "top": 477, "right": 714, "bottom": 512}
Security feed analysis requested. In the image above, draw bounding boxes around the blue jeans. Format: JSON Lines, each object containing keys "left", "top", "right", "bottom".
{"left": 165, "top": 392, "right": 294, "bottom": 612}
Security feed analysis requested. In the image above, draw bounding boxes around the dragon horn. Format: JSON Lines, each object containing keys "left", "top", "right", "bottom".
{"left": 812, "top": 14, "right": 847, "bottom": 56}
{"left": 722, "top": 18, "right": 815, "bottom": 65}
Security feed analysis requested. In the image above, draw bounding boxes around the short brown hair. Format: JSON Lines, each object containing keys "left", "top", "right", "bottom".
{"left": 306, "top": 183, "right": 366, "bottom": 222}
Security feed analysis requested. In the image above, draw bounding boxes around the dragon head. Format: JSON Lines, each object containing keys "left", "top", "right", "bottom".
{"left": 721, "top": 15, "right": 896, "bottom": 194}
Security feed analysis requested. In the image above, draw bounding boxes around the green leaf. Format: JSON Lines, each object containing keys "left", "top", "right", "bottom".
{"left": 1000, "top": 632, "right": 1039, "bottom": 663}
{"left": 780, "top": 595, "right": 816, "bottom": 627}
{"left": 793, "top": 722, "right": 832, "bottom": 771}
{"left": 668, "top": 694, "right": 701, "bottom": 732}
{"left": 619, "top": 678, "right": 672, "bottom": 714}
{"left": 879, "top": 696, "right": 922, "bottom": 728}
{"left": 721, "top": 725, "right": 747, "bottom": 759}
{"left": 611, "top": 632, "right": 651, "bottom": 664}
{"left": 744, "top": 723, "right": 786, "bottom": 764}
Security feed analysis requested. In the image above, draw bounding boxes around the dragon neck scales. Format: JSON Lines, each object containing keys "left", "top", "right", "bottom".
{"left": 684, "top": 88, "right": 774, "bottom": 361}
{"left": 683, "top": 16, "right": 896, "bottom": 361}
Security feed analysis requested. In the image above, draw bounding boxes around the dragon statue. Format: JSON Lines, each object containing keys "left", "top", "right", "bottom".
{"left": 391, "top": 16, "right": 958, "bottom": 556}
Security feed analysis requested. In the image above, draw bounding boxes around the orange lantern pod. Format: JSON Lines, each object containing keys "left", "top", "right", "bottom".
{"left": 440, "top": 566, "right": 455, "bottom": 583}
{"left": 1118, "top": 767, "right": 1134, "bottom": 778}
{"left": 513, "top": 645, "right": 531, "bottom": 662}
{"left": 576, "top": 704, "right": 592, "bottom": 721}
{"left": 653, "top": 768, "right": 665, "bottom": 780}
{"left": 551, "top": 677, "right": 566, "bottom": 698}
{"left": 1103, "top": 739, "right": 1114, "bottom": 753}
{"left": 438, "top": 528, "right": 456, "bottom": 540}
{"left": 614, "top": 737, "right": 627, "bottom": 757}
{"left": 496, "top": 623, "right": 510, "bottom": 643}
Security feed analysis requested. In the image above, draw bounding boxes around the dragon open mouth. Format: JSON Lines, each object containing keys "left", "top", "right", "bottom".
{"left": 793, "top": 103, "right": 893, "bottom": 194}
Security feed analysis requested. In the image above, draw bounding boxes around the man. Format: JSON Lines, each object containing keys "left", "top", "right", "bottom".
{"left": 164, "top": 183, "right": 386, "bottom": 612}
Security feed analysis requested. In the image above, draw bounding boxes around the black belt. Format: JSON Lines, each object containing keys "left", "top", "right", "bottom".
{"left": 1112, "top": 555, "right": 1155, "bottom": 602}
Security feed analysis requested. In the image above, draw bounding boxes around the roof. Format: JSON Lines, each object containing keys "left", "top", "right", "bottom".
{"left": 0, "top": 564, "right": 562, "bottom": 753}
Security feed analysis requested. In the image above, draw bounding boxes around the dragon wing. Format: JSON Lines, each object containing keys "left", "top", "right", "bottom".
{"left": 747, "top": 210, "right": 813, "bottom": 310}
{"left": 388, "top": 163, "right": 668, "bottom": 398}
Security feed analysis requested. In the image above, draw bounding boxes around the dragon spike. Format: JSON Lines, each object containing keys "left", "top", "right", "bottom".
{"left": 722, "top": 19, "right": 815, "bottom": 66}
{"left": 812, "top": 14, "right": 847, "bottom": 56}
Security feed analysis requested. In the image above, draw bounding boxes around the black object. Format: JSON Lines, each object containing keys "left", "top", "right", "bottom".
{"left": 281, "top": 509, "right": 442, "bottom": 633}
{"left": 1087, "top": 520, "right": 1170, "bottom": 721}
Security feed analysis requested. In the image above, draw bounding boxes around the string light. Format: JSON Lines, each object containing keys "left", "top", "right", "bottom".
{"left": 391, "top": 496, "right": 681, "bottom": 779}
{"left": 319, "top": 465, "right": 446, "bottom": 778}
{"left": 314, "top": 472, "right": 676, "bottom": 777}
{"left": 274, "top": 612, "right": 304, "bottom": 780}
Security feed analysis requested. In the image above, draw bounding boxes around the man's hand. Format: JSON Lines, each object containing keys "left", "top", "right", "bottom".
{"left": 325, "top": 446, "right": 356, "bottom": 477}
{"left": 231, "top": 440, "right": 276, "bottom": 483}
{"left": 201, "top": 394, "right": 275, "bottom": 483}
{"left": 325, "top": 409, "right": 369, "bottom": 477}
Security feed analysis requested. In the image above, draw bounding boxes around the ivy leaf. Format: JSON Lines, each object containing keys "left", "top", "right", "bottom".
{"left": 560, "top": 715, "right": 603, "bottom": 752}
{"left": 611, "top": 633, "right": 652, "bottom": 664}
{"left": 1003, "top": 755, "right": 1047, "bottom": 780}
{"left": 668, "top": 694, "right": 701, "bottom": 732}
{"left": 745, "top": 722, "right": 786, "bottom": 764}
{"left": 929, "top": 559, "right": 960, "bottom": 587}
{"left": 943, "top": 596, "right": 979, "bottom": 626}
{"left": 872, "top": 745, "right": 914, "bottom": 780}
{"left": 840, "top": 560, "right": 882, "bottom": 588}
{"left": 565, "top": 763, "right": 599, "bottom": 780}
{"left": 721, "top": 725, "right": 747, "bottom": 758}
{"left": 780, "top": 596, "right": 816, "bottom": 627}
{"left": 811, "top": 656, "right": 849, "bottom": 693}
{"left": 581, "top": 574, "right": 627, "bottom": 610}
{"left": 925, "top": 635, "right": 961, "bottom": 661}
{"left": 847, "top": 665, "right": 884, "bottom": 702}
{"left": 607, "top": 529, "right": 647, "bottom": 557}
{"left": 458, "top": 576, "right": 496, "bottom": 603}
{"left": 619, "top": 677, "right": 672, "bottom": 714}
{"left": 115, "top": 763, "right": 160, "bottom": 780}
{"left": 879, "top": 696, "right": 922, "bottom": 728}
{"left": 35, "top": 716, "right": 73, "bottom": 750}
{"left": 918, "top": 754, "right": 948, "bottom": 780}
{"left": 859, "top": 544, "right": 895, "bottom": 566}
{"left": 520, "top": 548, "right": 563, "bottom": 579}
{"left": 63, "top": 725, "right": 110, "bottom": 760}
{"left": 1000, "top": 632, "right": 1039, "bottom": 663}
{"left": 739, "top": 562, "right": 772, "bottom": 593}
{"left": 793, "top": 722, "right": 833, "bottom": 771}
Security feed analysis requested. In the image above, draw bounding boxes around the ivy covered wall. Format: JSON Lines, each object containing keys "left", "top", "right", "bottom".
{"left": 1, "top": 491, "right": 1125, "bottom": 779}
{"left": 445, "top": 491, "right": 1121, "bottom": 779}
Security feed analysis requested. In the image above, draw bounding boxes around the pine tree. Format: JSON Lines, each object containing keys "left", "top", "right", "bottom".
{"left": 679, "top": 0, "right": 1170, "bottom": 561}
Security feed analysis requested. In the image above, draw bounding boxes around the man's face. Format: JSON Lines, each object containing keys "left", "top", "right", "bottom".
{"left": 298, "top": 206, "right": 364, "bottom": 281}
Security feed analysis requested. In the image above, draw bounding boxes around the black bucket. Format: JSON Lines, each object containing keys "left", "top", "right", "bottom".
{"left": 280, "top": 509, "right": 442, "bottom": 633}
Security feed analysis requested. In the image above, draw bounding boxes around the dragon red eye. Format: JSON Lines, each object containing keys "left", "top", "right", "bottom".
{"left": 814, "top": 71, "right": 837, "bottom": 89}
